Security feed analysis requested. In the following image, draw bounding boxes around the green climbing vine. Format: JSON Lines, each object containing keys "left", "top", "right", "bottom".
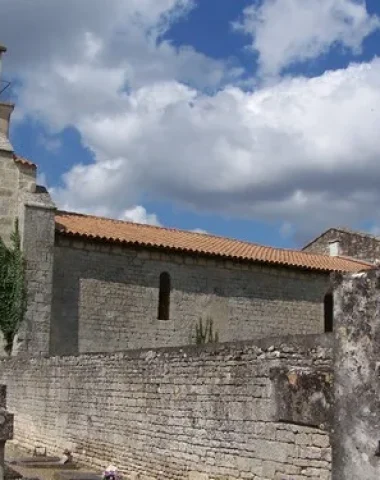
{"left": 0, "top": 221, "right": 27, "bottom": 354}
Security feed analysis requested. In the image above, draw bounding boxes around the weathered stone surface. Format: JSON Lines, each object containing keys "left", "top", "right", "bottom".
{"left": 14, "top": 192, "right": 56, "bottom": 357}
{"left": 189, "top": 472, "right": 209, "bottom": 480}
{"left": 0, "top": 150, "right": 18, "bottom": 249}
{"left": 271, "top": 366, "right": 333, "bottom": 429}
{"left": 0, "top": 411, "right": 13, "bottom": 442}
{"left": 53, "top": 473, "right": 101, "bottom": 480}
{"left": 10, "top": 462, "right": 75, "bottom": 470}
{"left": 0, "top": 335, "right": 332, "bottom": 480}
{"left": 8, "top": 457, "right": 60, "bottom": 465}
{"left": 0, "top": 110, "right": 55, "bottom": 358}
{"left": 332, "top": 269, "right": 380, "bottom": 479}
{"left": 303, "top": 227, "right": 380, "bottom": 264}
{"left": 4, "top": 465, "right": 22, "bottom": 480}
{"left": 50, "top": 236, "right": 330, "bottom": 356}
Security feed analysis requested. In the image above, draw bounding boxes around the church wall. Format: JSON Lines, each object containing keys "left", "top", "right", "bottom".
{"left": 50, "top": 236, "right": 330, "bottom": 356}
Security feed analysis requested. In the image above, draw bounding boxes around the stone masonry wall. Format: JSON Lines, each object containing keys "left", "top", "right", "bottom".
{"left": 332, "top": 269, "right": 380, "bottom": 479}
{"left": 0, "top": 152, "right": 36, "bottom": 247}
{"left": 303, "top": 228, "right": 379, "bottom": 264}
{"left": 0, "top": 150, "right": 19, "bottom": 246}
{"left": 50, "top": 236, "right": 330, "bottom": 356}
{"left": 15, "top": 199, "right": 56, "bottom": 356}
{"left": 0, "top": 335, "right": 333, "bottom": 480}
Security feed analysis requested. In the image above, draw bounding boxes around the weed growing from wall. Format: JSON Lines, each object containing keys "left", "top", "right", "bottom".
{"left": 0, "top": 221, "right": 26, "bottom": 354}
{"left": 194, "top": 317, "right": 219, "bottom": 345}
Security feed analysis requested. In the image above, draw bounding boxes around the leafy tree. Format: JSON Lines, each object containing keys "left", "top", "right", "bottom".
{"left": 0, "top": 221, "right": 26, "bottom": 354}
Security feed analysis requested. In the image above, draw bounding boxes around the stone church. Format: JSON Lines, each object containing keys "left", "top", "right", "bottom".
{"left": 0, "top": 46, "right": 374, "bottom": 357}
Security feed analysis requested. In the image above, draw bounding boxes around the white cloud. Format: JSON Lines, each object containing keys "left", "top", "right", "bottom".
{"left": 36, "top": 172, "right": 47, "bottom": 188}
{"left": 37, "top": 133, "right": 62, "bottom": 153}
{"left": 121, "top": 206, "right": 161, "bottom": 226}
{"left": 279, "top": 222, "right": 295, "bottom": 239}
{"left": 1, "top": 0, "right": 238, "bottom": 120}
{"left": 234, "top": 0, "right": 380, "bottom": 77}
{"left": 3, "top": 0, "right": 380, "bottom": 242}
{"left": 50, "top": 59, "right": 380, "bottom": 240}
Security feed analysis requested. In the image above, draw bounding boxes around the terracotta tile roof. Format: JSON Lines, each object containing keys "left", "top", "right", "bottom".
{"left": 13, "top": 154, "right": 37, "bottom": 169}
{"left": 55, "top": 210, "right": 373, "bottom": 273}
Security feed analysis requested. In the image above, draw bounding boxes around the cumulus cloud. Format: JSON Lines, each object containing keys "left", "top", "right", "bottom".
{"left": 121, "top": 206, "right": 161, "bottom": 226}
{"left": 50, "top": 59, "right": 380, "bottom": 240}
{"left": 2, "top": 0, "right": 380, "bottom": 242}
{"left": 1, "top": 0, "right": 238, "bottom": 111}
{"left": 234, "top": 0, "right": 380, "bottom": 77}
{"left": 37, "top": 133, "right": 62, "bottom": 153}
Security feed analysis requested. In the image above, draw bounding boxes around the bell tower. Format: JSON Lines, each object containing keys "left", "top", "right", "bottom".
{"left": 0, "top": 44, "right": 56, "bottom": 357}
{"left": 0, "top": 44, "right": 18, "bottom": 246}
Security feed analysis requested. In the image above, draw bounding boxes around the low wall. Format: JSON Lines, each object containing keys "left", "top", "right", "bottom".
{"left": 0, "top": 335, "right": 333, "bottom": 480}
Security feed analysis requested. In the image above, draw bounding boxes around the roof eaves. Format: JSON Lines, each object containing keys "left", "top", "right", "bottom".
{"left": 55, "top": 228, "right": 345, "bottom": 274}
{"left": 13, "top": 154, "right": 37, "bottom": 169}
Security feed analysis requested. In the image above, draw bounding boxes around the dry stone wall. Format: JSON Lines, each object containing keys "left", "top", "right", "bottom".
{"left": 51, "top": 236, "right": 330, "bottom": 356}
{"left": 0, "top": 335, "right": 332, "bottom": 480}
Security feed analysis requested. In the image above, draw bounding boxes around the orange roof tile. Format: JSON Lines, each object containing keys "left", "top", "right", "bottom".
{"left": 55, "top": 210, "right": 374, "bottom": 273}
{"left": 13, "top": 154, "right": 37, "bottom": 169}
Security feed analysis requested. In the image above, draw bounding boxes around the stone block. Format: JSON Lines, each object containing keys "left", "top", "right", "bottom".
{"left": 53, "top": 472, "right": 101, "bottom": 480}
{"left": 270, "top": 367, "right": 333, "bottom": 429}
{"left": 189, "top": 471, "right": 214, "bottom": 480}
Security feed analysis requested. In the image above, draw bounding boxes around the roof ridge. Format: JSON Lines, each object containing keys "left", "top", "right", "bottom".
{"left": 56, "top": 209, "right": 371, "bottom": 262}
{"left": 55, "top": 210, "right": 374, "bottom": 273}
{"left": 333, "top": 226, "right": 380, "bottom": 241}
{"left": 57, "top": 209, "right": 265, "bottom": 246}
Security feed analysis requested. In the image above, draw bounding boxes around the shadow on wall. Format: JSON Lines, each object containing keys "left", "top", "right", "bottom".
{"left": 49, "top": 238, "right": 332, "bottom": 357}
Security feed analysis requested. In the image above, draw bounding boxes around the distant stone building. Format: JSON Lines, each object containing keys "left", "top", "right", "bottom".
{"left": 303, "top": 227, "right": 380, "bottom": 264}
{"left": 0, "top": 47, "right": 373, "bottom": 357}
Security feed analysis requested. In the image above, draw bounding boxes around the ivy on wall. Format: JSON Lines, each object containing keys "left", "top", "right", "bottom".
{"left": 0, "top": 221, "right": 27, "bottom": 354}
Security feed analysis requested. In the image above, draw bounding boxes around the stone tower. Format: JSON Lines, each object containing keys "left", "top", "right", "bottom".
{"left": 0, "top": 45, "right": 37, "bottom": 246}
{"left": 0, "top": 45, "right": 56, "bottom": 357}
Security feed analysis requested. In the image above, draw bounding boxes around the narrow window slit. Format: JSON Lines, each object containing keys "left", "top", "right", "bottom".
{"left": 324, "top": 292, "right": 333, "bottom": 333}
{"left": 158, "top": 272, "right": 171, "bottom": 320}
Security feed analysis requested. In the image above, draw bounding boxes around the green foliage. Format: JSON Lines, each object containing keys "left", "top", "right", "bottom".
{"left": 0, "top": 221, "right": 26, "bottom": 354}
{"left": 194, "top": 316, "right": 219, "bottom": 345}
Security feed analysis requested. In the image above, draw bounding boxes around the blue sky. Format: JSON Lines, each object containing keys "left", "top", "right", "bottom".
{"left": 2, "top": 0, "right": 380, "bottom": 248}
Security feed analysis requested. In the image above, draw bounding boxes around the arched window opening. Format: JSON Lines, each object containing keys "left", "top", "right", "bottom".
{"left": 158, "top": 272, "right": 171, "bottom": 320}
{"left": 324, "top": 292, "right": 334, "bottom": 333}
